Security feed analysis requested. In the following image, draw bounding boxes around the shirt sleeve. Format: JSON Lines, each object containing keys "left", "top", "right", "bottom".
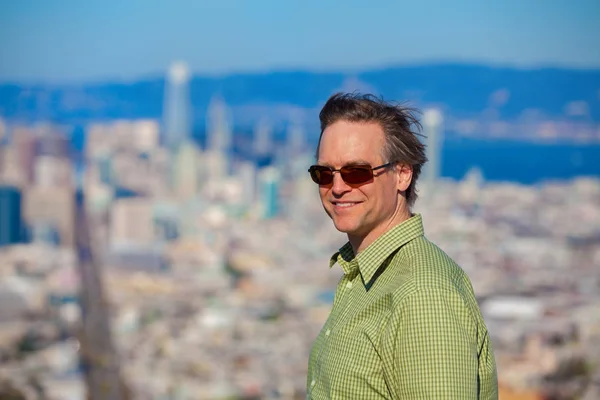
{"left": 382, "top": 288, "right": 480, "bottom": 399}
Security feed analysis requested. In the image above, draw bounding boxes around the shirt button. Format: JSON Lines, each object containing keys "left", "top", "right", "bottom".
{"left": 346, "top": 281, "right": 353, "bottom": 289}
{"left": 310, "top": 380, "right": 316, "bottom": 387}
{"left": 325, "top": 329, "right": 331, "bottom": 336}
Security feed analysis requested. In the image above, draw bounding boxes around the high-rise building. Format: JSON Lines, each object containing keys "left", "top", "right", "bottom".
{"left": 34, "top": 134, "right": 73, "bottom": 188}
{"left": 0, "top": 118, "right": 6, "bottom": 144}
{"left": 163, "top": 61, "right": 192, "bottom": 149}
{"left": 257, "top": 167, "right": 281, "bottom": 219}
{"left": 421, "top": 108, "right": 444, "bottom": 195}
{"left": 85, "top": 182, "right": 114, "bottom": 216}
{"left": 110, "top": 197, "right": 154, "bottom": 248}
{"left": 206, "top": 95, "right": 232, "bottom": 153}
{"left": 236, "top": 161, "right": 257, "bottom": 210}
{"left": 290, "top": 173, "right": 317, "bottom": 225}
{"left": 154, "top": 201, "right": 180, "bottom": 242}
{"left": 172, "top": 142, "right": 200, "bottom": 199}
{"left": 0, "top": 146, "right": 26, "bottom": 185}
{"left": 204, "top": 150, "right": 229, "bottom": 185}
{"left": 36, "top": 133, "right": 69, "bottom": 158}
{"left": 287, "top": 119, "right": 305, "bottom": 157}
{"left": 97, "top": 155, "right": 113, "bottom": 186}
{"left": 132, "top": 120, "right": 160, "bottom": 153}
{"left": 0, "top": 185, "right": 23, "bottom": 247}
{"left": 11, "top": 127, "right": 37, "bottom": 185}
{"left": 458, "top": 167, "right": 485, "bottom": 217}
{"left": 34, "top": 156, "right": 73, "bottom": 188}
{"left": 86, "top": 123, "right": 112, "bottom": 160}
{"left": 23, "top": 187, "right": 75, "bottom": 247}
{"left": 253, "top": 118, "right": 272, "bottom": 157}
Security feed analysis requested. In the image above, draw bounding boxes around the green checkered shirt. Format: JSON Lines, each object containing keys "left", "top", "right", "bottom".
{"left": 307, "top": 214, "right": 498, "bottom": 399}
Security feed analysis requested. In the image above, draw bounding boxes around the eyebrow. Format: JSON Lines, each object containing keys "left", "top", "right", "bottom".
{"left": 317, "top": 159, "right": 373, "bottom": 168}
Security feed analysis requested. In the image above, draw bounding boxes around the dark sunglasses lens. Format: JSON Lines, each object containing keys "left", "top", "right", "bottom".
{"left": 310, "top": 167, "right": 333, "bottom": 185}
{"left": 341, "top": 166, "right": 373, "bottom": 184}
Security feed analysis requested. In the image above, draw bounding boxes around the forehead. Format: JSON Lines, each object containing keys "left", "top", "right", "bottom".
{"left": 318, "top": 120, "right": 385, "bottom": 165}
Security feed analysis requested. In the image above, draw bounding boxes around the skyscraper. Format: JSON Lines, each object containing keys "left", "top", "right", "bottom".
{"left": 172, "top": 142, "right": 200, "bottom": 199}
{"left": 12, "top": 127, "right": 37, "bottom": 185}
{"left": 257, "top": 167, "right": 281, "bottom": 219}
{"left": 204, "top": 150, "right": 229, "bottom": 189}
{"left": 24, "top": 187, "right": 75, "bottom": 247}
{"left": 287, "top": 119, "right": 305, "bottom": 157}
{"left": 236, "top": 161, "right": 257, "bottom": 211}
{"left": 0, "top": 118, "right": 6, "bottom": 144}
{"left": 0, "top": 185, "right": 22, "bottom": 247}
{"left": 163, "top": 61, "right": 192, "bottom": 149}
{"left": 421, "top": 108, "right": 444, "bottom": 196}
{"left": 253, "top": 118, "right": 272, "bottom": 157}
{"left": 206, "top": 95, "right": 232, "bottom": 153}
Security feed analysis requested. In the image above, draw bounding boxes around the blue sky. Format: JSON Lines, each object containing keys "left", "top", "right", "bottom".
{"left": 0, "top": 0, "right": 598, "bottom": 83}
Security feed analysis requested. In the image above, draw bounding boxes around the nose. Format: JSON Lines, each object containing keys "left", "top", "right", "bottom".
{"left": 331, "top": 171, "right": 351, "bottom": 196}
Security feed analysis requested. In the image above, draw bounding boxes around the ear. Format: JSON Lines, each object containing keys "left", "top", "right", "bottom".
{"left": 395, "top": 163, "right": 412, "bottom": 192}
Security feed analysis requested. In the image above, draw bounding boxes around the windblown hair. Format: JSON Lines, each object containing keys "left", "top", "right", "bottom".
{"left": 317, "top": 92, "right": 428, "bottom": 207}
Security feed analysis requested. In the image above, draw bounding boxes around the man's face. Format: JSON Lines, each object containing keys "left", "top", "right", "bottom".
{"left": 317, "top": 120, "right": 403, "bottom": 242}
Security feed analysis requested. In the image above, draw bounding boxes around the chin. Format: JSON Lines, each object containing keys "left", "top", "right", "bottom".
{"left": 332, "top": 217, "right": 361, "bottom": 235}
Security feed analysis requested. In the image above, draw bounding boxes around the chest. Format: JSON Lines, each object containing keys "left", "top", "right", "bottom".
{"left": 307, "top": 277, "right": 395, "bottom": 399}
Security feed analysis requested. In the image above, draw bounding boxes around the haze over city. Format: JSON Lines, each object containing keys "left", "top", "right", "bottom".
{"left": 0, "top": 1, "right": 599, "bottom": 399}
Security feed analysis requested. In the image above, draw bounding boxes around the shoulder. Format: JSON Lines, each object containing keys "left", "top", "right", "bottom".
{"left": 391, "top": 236, "right": 478, "bottom": 306}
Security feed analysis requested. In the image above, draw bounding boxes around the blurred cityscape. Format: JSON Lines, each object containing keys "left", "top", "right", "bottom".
{"left": 0, "top": 60, "right": 599, "bottom": 400}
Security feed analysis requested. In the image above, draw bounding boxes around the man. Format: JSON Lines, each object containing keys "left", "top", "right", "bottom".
{"left": 306, "top": 93, "right": 498, "bottom": 399}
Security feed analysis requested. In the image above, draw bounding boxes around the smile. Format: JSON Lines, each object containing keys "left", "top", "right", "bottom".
{"left": 332, "top": 201, "right": 361, "bottom": 209}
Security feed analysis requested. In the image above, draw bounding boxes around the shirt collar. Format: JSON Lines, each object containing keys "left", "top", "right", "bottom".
{"left": 329, "top": 214, "right": 425, "bottom": 285}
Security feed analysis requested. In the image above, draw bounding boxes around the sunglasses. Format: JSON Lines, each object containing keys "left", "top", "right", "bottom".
{"left": 308, "top": 162, "right": 397, "bottom": 186}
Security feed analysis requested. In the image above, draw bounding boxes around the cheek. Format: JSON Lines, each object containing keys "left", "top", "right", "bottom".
{"left": 371, "top": 182, "right": 396, "bottom": 210}
{"left": 318, "top": 187, "right": 329, "bottom": 202}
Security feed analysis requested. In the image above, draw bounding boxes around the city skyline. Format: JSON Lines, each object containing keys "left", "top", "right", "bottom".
{"left": 0, "top": 0, "right": 599, "bottom": 83}
{"left": 1, "top": 52, "right": 599, "bottom": 398}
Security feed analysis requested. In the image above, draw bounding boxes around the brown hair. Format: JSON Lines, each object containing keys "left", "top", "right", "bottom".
{"left": 317, "top": 92, "right": 427, "bottom": 207}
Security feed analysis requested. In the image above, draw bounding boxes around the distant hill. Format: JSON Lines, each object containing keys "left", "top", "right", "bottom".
{"left": 1, "top": 63, "right": 599, "bottom": 138}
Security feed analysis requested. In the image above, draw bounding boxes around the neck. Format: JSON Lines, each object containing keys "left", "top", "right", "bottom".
{"left": 349, "top": 205, "right": 412, "bottom": 255}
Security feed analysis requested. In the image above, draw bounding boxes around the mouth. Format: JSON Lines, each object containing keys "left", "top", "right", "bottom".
{"left": 331, "top": 201, "right": 362, "bottom": 210}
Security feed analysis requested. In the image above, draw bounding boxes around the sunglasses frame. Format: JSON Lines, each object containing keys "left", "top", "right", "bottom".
{"left": 308, "top": 161, "right": 397, "bottom": 186}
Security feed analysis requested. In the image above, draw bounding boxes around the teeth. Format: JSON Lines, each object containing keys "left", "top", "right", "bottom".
{"left": 336, "top": 203, "right": 357, "bottom": 207}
